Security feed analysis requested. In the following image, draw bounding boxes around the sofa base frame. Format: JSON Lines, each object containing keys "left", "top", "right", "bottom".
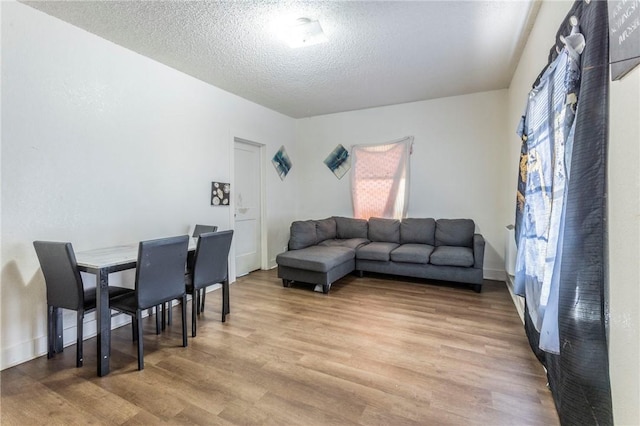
{"left": 277, "top": 259, "right": 355, "bottom": 294}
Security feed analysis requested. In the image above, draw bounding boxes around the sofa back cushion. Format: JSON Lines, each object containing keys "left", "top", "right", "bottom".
{"left": 315, "top": 217, "right": 337, "bottom": 242}
{"left": 435, "top": 219, "right": 475, "bottom": 247}
{"left": 368, "top": 217, "right": 400, "bottom": 243}
{"left": 289, "top": 220, "right": 317, "bottom": 250}
{"left": 400, "top": 218, "right": 436, "bottom": 245}
{"left": 334, "top": 216, "right": 368, "bottom": 239}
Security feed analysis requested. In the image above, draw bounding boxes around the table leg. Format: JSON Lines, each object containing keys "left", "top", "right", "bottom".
{"left": 96, "top": 269, "right": 111, "bottom": 377}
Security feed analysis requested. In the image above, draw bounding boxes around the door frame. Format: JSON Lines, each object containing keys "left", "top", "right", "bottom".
{"left": 231, "top": 136, "right": 267, "bottom": 281}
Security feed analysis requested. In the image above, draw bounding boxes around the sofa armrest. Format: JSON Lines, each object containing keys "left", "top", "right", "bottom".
{"left": 473, "top": 233, "right": 485, "bottom": 269}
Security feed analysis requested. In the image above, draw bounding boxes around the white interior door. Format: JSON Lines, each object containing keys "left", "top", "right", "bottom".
{"left": 234, "top": 140, "right": 262, "bottom": 276}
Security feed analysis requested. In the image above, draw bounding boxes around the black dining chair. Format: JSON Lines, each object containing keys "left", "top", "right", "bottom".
{"left": 33, "top": 241, "right": 133, "bottom": 368}
{"left": 192, "top": 224, "right": 218, "bottom": 238}
{"left": 189, "top": 224, "right": 218, "bottom": 314}
{"left": 109, "top": 235, "right": 189, "bottom": 370}
{"left": 161, "top": 224, "right": 219, "bottom": 327}
{"left": 186, "top": 230, "right": 233, "bottom": 336}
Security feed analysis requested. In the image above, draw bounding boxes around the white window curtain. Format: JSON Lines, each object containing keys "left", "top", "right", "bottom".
{"left": 351, "top": 136, "right": 413, "bottom": 220}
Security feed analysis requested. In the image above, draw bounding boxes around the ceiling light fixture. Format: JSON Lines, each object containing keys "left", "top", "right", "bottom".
{"left": 285, "top": 18, "right": 328, "bottom": 48}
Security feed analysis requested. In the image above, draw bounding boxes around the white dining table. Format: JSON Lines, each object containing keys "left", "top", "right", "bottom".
{"left": 74, "top": 239, "right": 196, "bottom": 376}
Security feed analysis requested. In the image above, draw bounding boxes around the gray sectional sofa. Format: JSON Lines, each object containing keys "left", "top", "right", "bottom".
{"left": 276, "top": 216, "right": 485, "bottom": 294}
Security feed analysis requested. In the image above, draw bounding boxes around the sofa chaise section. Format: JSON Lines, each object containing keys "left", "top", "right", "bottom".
{"left": 276, "top": 217, "right": 368, "bottom": 293}
{"left": 277, "top": 246, "right": 355, "bottom": 294}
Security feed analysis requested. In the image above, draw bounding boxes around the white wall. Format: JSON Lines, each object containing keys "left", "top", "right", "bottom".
{"left": 0, "top": 2, "right": 297, "bottom": 369}
{"left": 3, "top": 6, "right": 638, "bottom": 423}
{"left": 507, "top": 1, "right": 640, "bottom": 423}
{"left": 608, "top": 60, "right": 640, "bottom": 426}
{"left": 295, "top": 90, "right": 509, "bottom": 280}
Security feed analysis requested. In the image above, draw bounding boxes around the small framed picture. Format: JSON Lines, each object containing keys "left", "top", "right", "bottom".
{"left": 211, "top": 182, "right": 230, "bottom": 206}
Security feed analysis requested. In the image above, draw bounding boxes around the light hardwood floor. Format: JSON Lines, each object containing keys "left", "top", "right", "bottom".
{"left": 1, "top": 269, "right": 559, "bottom": 425}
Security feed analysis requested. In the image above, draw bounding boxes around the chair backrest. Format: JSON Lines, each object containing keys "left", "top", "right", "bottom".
{"left": 192, "top": 230, "right": 234, "bottom": 290}
{"left": 135, "top": 235, "right": 189, "bottom": 310}
{"left": 192, "top": 224, "right": 218, "bottom": 238}
{"left": 33, "top": 241, "right": 84, "bottom": 310}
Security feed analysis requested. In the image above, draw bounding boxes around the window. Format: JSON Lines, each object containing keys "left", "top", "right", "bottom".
{"left": 351, "top": 137, "right": 413, "bottom": 219}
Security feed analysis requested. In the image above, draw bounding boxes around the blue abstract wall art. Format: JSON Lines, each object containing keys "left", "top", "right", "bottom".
{"left": 324, "top": 144, "right": 351, "bottom": 179}
{"left": 272, "top": 145, "right": 292, "bottom": 180}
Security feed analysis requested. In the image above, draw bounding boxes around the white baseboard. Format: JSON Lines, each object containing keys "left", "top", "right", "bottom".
{"left": 483, "top": 268, "right": 507, "bottom": 282}
{"left": 482, "top": 269, "right": 524, "bottom": 323}
{"left": 1, "top": 311, "right": 132, "bottom": 370}
{"left": 1, "top": 286, "right": 223, "bottom": 371}
{"left": 505, "top": 274, "right": 525, "bottom": 323}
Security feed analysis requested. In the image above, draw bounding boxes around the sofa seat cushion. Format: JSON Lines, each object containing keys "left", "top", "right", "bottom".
{"left": 318, "top": 238, "right": 370, "bottom": 250}
{"left": 276, "top": 246, "right": 354, "bottom": 273}
{"left": 390, "top": 244, "right": 434, "bottom": 264}
{"left": 429, "top": 246, "right": 474, "bottom": 267}
{"left": 356, "top": 242, "right": 400, "bottom": 261}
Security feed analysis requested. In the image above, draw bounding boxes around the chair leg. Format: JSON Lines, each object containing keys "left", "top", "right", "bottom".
{"left": 167, "top": 301, "right": 173, "bottom": 325}
{"left": 221, "top": 284, "right": 224, "bottom": 322}
{"left": 136, "top": 310, "right": 144, "bottom": 370}
{"left": 200, "top": 289, "right": 206, "bottom": 313}
{"left": 161, "top": 303, "right": 167, "bottom": 331}
{"left": 47, "top": 305, "right": 55, "bottom": 359}
{"left": 156, "top": 305, "right": 161, "bottom": 335}
{"left": 132, "top": 315, "right": 137, "bottom": 342}
{"left": 225, "top": 281, "right": 230, "bottom": 315}
{"left": 191, "top": 290, "right": 197, "bottom": 337}
{"left": 222, "top": 279, "right": 229, "bottom": 322}
{"left": 196, "top": 290, "right": 201, "bottom": 315}
{"left": 181, "top": 295, "right": 188, "bottom": 347}
{"left": 76, "top": 310, "right": 84, "bottom": 368}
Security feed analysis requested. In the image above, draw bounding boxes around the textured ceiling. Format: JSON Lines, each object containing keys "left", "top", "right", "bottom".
{"left": 22, "top": 1, "right": 539, "bottom": 118}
